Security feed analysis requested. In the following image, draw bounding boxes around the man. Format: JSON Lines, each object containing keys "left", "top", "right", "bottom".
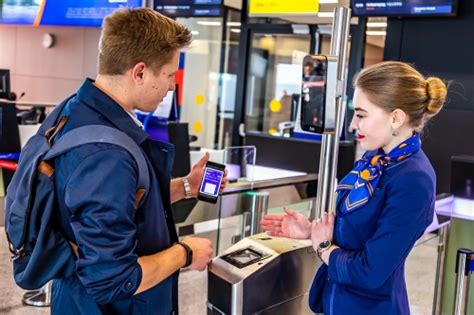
{"left": 50, "top": 8, "right": 224, "bottom": 314}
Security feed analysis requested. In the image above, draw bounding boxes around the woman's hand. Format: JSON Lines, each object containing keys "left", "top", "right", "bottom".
{"left": 260, "top": 207, "right": 311, "bottom": 239}
{"left": 311, "top": 211, "right": 335, "bottom": 252}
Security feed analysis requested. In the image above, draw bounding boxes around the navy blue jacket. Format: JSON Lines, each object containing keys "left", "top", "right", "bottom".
{"left": 310, "top": 149, "right": 436, "bottom": 315}
{"left": 50, "top": 79, "right": 179, "bottom": 314}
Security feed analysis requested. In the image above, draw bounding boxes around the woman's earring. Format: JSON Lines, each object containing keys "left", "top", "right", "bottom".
{"left": 391, "top": 116, "right": 397, "bottom": 136}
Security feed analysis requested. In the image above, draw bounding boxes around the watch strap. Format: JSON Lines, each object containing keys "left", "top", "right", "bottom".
{"left": 175, "top": 241, "right": 193, "bottom": 268}
{"left": 182, "top": 176, "right": 193, "bottom": 199}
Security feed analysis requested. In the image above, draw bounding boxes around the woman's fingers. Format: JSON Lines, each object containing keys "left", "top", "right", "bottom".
{"left": 262, "top": 214, "right": 285, "bottom": 221}
{"left": 260, "top": 218, "right": 283, "bottom": 226}
{"left": 316, "top": 211, "right": 335, "bottom": 225}
{"left": 265, "top": 225, "right": 282, "bottom": 234}
{"left": 284, "top": 207, "right": 302, "bottom": 220}
{"left": 328, "top": 211, "right": 335, "bottom": 224}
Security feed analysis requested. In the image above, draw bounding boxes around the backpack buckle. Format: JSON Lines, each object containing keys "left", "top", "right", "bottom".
{"left": 9, "top": 243, "right": 25, "bottom": 262}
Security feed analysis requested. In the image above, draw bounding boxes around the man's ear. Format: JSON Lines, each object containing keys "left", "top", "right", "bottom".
{"left": 132, "top": 62, "right": 146, "bottom": 84}
{"left": 391, "top": 108, "right": 408, "bottom": 130}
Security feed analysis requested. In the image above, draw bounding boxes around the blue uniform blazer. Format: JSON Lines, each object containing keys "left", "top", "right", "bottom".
{"left": 309, "top": 149, "right": 436, "bottom": 315}
{"left": 50, "top": 79, "right": 179, "bottom": 314}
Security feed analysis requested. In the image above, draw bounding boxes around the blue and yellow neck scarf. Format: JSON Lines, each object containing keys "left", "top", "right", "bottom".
{"left": 336, "top": 133, "right": 421, "bottom": 214}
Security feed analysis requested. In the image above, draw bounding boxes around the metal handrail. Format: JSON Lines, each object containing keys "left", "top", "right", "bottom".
{"left": 453, "top": 248, "right": 473, "bottom": 315}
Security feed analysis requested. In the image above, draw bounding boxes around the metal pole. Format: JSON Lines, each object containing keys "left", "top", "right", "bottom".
{"left": 453, "top": 248, "right": 473, "bottom": 315}
{"left": 240, "top": 212, "right": 249, "bottom": 240}
{"left": 312, "top": 7, "right": 351, "bottom": 219}
{"left": 432, "top": 224, "right": 449, "bottom": 315}
{"left": 247, "top": 191, "right": 269, "bottom": 235}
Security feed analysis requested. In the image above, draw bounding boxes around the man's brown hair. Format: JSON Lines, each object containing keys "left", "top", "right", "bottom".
{"left": 98, "top": 8, "right": 191, "bottom": 75}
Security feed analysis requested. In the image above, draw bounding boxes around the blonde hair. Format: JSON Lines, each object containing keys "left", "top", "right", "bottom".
{"left": 355, "top": 61, "right": 447, "bottom": 130}
{"left": 98, "top": 8, "right": 191, "bottom": 75}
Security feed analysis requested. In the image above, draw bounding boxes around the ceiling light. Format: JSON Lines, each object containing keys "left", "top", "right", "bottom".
{"left": 191, "top": 30, "right": 199, "bottom": 35}
{"left": 197, "top": 21, "right": 222, "bottom": 26}
{"left": 366, "top": 30, "right": 387, "bottom": 36}
{"left": 230, "top": 28, "right": 241, "bottom": 33}
{"left": 366, "top": 22, "right": 388, "bottom": 28}
{"left": 317, "top": 12, "right": 334, "bottom": 18}
{"left": 227, "top": 22, "right": 241, "bottom": 27}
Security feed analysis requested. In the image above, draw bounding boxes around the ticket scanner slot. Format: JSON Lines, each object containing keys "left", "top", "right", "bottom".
{"left": 221, "top": 247, "right": 270, "bottom": 269}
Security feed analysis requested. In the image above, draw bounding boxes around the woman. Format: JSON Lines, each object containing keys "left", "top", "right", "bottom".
{"left": 261, "top": 61, "right": 447, "bottom": 315}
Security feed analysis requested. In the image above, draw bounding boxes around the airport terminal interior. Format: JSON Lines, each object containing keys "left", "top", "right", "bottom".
{"left": 1, "top": 0, "right": 474, "bottom": 314}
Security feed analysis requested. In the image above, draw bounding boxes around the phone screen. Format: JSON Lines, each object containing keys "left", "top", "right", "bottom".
{"left": 199, "top": 167, "right": 224, "bottom": 197}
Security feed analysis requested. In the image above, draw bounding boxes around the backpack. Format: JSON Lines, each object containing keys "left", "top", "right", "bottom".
{"left": 4, "top": 96, "right": 150, "bottom": 290}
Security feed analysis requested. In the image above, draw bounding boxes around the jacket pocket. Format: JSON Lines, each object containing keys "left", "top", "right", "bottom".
{"left": 132, "top": 297, "right": 148, "bottom": 314}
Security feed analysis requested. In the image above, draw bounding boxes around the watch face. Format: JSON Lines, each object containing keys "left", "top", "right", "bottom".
{"left": 319, "top": 240, "right": 331, "bottom": 250}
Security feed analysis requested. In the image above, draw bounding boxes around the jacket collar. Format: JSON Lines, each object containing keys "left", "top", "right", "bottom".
{"left": 76, "top": 78, "right": 149, "bottom": 145}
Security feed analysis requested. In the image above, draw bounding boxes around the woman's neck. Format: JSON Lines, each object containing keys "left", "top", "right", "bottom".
{"left": 382, "top": 128, "right": 415, "bottom": 154}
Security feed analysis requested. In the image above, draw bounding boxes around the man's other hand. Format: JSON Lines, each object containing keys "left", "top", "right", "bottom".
{"left": 181, "top": 237, "right": 213, "bottom": 271}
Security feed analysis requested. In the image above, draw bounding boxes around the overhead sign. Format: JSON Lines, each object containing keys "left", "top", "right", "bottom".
{"left": 249, "top": 0, "right": 319, "bottom": 16}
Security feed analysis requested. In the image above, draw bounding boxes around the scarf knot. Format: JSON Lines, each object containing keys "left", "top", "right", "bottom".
{"left": 336, "top": 133, "right": 421, "bottom": 214}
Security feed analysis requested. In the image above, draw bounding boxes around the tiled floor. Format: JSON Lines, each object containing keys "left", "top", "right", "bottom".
{"left": 0, "top": 228, "right": 438, "bottom": 315}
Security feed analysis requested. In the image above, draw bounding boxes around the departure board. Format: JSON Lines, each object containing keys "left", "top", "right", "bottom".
{"left": 153, "top": 0, "right": 223, "bottom": 17}
{"left": 352, "top": 0, "right": 458, "bottom": 17}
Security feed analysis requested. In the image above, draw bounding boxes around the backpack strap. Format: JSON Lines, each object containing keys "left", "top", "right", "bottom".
{"left": 45, "top": 116, "right": 69, "bottom": 147}
{"left": 44, "top": 125, "right": 149, "bottom": 205}
{"left": 38, "top": 95, "right": 76, "bottom": 135}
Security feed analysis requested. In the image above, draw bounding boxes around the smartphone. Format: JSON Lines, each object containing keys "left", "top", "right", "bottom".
{"left": 197, "top": 161, "right": 226, "bottom": 204}
{"left": 300, "top": 55, "right": 327, "bottom": 134}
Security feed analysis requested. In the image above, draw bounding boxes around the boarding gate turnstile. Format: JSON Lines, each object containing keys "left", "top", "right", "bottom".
{"left": 207, "top": 233, "right": 319, "bottom": 314}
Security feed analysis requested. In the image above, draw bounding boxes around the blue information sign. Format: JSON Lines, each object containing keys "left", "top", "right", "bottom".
{"left": 0, "top": 0, "right": 143, "bottom": 27}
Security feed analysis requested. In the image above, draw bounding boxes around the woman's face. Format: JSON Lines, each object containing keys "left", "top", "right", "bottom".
{"left": 350, "top": 88, "right": 393, "bottom": 152}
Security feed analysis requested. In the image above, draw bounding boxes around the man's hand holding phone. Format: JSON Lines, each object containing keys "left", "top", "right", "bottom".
{"left": 186, "top": 152, "right": 228, "bottom": 202}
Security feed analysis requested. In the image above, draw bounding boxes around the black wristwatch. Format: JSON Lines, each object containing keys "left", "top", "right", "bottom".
{"left": 317, "top": 240, "right": 332, "bottom": 258}
{"left": 175, "top": 242, "right": 193, "bottom": 268}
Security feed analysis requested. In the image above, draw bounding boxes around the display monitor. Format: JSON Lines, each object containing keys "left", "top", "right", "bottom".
{"left": 300, "top": 55, "right": 327, "bottom": 134}
{"left": 0, "top": 0, "right": 143, "bottom": 27}
{"left": 153, "top": 0, "right": 223, "bottom": 17}
{"left": 451, "top": 156, "right": 474, "bottom": 200}
{"left": 352, "top": 0, "right": 458, "bottom": 17}
{"left": 0, "top": 101, "right": 21, "bottom": 191}
{"left": 0, "top": 69, "right": 11, "bottom": 100}
{"left": 168, "top": 122, "right": 191, "bottom": 178}
{"left": 136, "top": 90, "right": 176, "bottom": 120}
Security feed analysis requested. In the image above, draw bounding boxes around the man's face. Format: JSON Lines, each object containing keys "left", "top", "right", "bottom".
{"left": 135, "top": 50, "right": 180, "bottom": 113}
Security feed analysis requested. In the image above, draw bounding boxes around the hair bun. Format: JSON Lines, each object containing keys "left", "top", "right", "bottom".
{"left": 425, "top": 77, "right": 447, "bottom": 116}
